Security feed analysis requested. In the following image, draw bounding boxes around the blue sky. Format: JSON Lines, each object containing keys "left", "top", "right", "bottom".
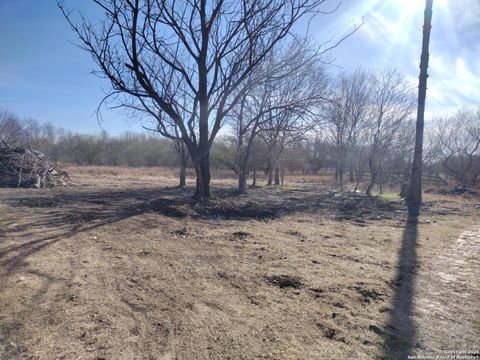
{"left": 0, "top": 0, "right": 478, "bottom": 134}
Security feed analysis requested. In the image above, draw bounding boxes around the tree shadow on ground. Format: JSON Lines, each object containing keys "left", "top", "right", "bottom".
{"left": 383, "top": 203, "right": 420, "bottom": 359}
{"left": 0, "top": 188, "right": 166, "bottom": 274}
{"left": 0, "top": 185, "right": 406, "bottom": 275}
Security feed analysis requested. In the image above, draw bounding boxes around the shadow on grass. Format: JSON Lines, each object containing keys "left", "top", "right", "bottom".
{"left": 383, "top": 203, "right": 420, "bottom": 359}
{"left": 0, "top": 185, "right": 404, "bottom": 275}
{"left": 0, "top": 187, "right": 167, "bottom": 273}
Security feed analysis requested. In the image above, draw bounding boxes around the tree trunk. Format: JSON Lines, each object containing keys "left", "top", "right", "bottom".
{"left": 354, "top": 161, "right": 363, "bottom": 192}
{"left": 236, "top": 104, "right": 245, "bottom": 193}
{"left": 281, "top": 169, "right": 285, "bottom": 186}
{"left": 179, "top": 160, "right": 186, "bottom": 187}
{"left": 407, "top": 0, "right": 433, "bottom": 210}
{"left": 274, "top": 166, "right": 280, "bottom": 185}
{"left": 379, "top": 165, "right": 384, "bottom": 194}
{"left": 193, "top": 154, "right": 210, "bottom": 200}
{"left": 238, "top": 164, "right": 247, "bottom": 194}
{"left": 366, "top": 180, "right": 374, "bottom": 196}
{"left": 338, "top": 166, "right": 344, "bottom": 190}
{"left": 267, "top": 157, "right": 275, "bottom": 186}
{"left": 178, "top": 143, "right": 187, "bottom": 187}
{"left": 252, "top": 168, "right": 257, "bottom": 187}
{"left": 354, "top": 174, "right": 360, "bottom": 193}
{"left": 195, "top": 48, "right": 210, "bottom": 201}
{"left": 366, "top": 158, "right": 376, "bottom": 196}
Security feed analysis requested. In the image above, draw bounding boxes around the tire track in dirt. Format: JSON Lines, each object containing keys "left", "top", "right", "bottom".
{"left": 415, "top": 222, "right": 480, "bottom": 352}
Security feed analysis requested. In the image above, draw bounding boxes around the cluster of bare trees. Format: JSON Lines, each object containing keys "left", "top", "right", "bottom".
{"left": 214, "top": 67, "right": 417, "bottom": 195}
{"left": 59, "top": 0, "right": 358, "bottom": 199}
{"left": 324, "top": 69, "right": 416, "bottom": 193}
{"left": 425, "top": 108, "right": 480, "bottom": 188}
{"left": 226, "top": 42, "right": 329, "bottom": 192}
{"left": 215, "top": 65, "right": 479, "bottom": 194}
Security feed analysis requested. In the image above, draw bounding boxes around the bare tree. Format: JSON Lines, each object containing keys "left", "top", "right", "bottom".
{"left": 364, "top": 70, "right": 415, "bottom": 195}
{"left": 229, "top": 79, "right": 269, "bottom": 192}
{"left": 259, "top": 55, "right": 327, "bottom": 186}
{"left": 325, "top": 69, "right": 371, "bottom": 190}
{"left": 230, "top": 42, "right": 328, "bottom": 192}
{"left": 436, "top": 108, "right": 480, "bottom": 187}
{"left": 60, "top": 0, "right": 335, "bottom": 200}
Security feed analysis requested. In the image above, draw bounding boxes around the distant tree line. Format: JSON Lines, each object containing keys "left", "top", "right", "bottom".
{"left": 0, "top": 110, "right": 177, "bottom": 167}
{"left": 1, "top": 103, "right": 479, "bottom": 192}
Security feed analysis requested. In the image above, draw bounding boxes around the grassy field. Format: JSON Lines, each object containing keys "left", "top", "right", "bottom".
{"left": 0, "top": 166, "right": 478, "bottom": 359}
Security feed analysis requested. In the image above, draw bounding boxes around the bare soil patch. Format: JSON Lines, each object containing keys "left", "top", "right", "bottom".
{"left": 0, "top": 167, "right": 478, "bottom": 359}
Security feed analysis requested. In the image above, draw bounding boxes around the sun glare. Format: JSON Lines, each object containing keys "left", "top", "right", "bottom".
{"left": 375, "top": 0, "right": 449, "bottom": 43}
{"left": 399, "top": 0, "right": 448, "bottom": 13}
{"left": 401, "top": 0, "right": 425, "bottom": 12}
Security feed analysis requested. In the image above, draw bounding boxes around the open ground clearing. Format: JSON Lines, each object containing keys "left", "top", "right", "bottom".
{"left": 0, "top": 167, "right": 479, "bottom": 359}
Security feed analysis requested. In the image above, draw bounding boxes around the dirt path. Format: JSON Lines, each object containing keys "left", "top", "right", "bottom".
{"left": 414, "top": 222, "right": 480, "bottom": 355}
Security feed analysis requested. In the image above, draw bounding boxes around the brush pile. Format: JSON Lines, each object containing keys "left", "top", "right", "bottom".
{"left": 0, "top": 142, "right": 71, "bottom": 188}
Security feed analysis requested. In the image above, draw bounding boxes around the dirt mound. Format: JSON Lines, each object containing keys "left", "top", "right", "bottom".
{"left": 0, "top": 143, "right": 71, "bottom": 188}
{"left": 265, "top": 274, "right": 304, "bottom": 289}
{"left": 196, "top": 204, "right": 278, "bottom": 220}
{"left": 150, "top": 198, "right": 188, "bottom": 218}
{"left": 148, "top": 195, "right": 279, "bottom": 220}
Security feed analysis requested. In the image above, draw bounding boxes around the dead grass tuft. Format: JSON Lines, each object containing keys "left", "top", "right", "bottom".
{"left": 265, "top": 274, "right": 304, "bottom": 289}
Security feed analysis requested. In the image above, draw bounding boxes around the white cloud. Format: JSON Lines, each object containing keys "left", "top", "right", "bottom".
{"left": 427, "top": 54, "right": 480, "bottom": 114}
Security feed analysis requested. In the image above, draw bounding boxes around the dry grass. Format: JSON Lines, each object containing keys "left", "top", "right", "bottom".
{"left": 0, "top": 166, "right": 478, "bottom": 359}
{"left": 65, "top": 165, "right": 335, "bottom": 187}
{"left": 283, "top": 173, "right": 333, "bottom": 184}
{"left": 65, "top": 165, "right": 193, "bottom": 179}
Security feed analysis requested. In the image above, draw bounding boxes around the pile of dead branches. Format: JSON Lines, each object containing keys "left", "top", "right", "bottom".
{"left": 0, "top": 142, "right": 71, "bottom": 188}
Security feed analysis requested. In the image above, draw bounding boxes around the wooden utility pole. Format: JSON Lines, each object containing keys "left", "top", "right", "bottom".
{"left": 407, "top": 0, "right": 433, "bottom": 210}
